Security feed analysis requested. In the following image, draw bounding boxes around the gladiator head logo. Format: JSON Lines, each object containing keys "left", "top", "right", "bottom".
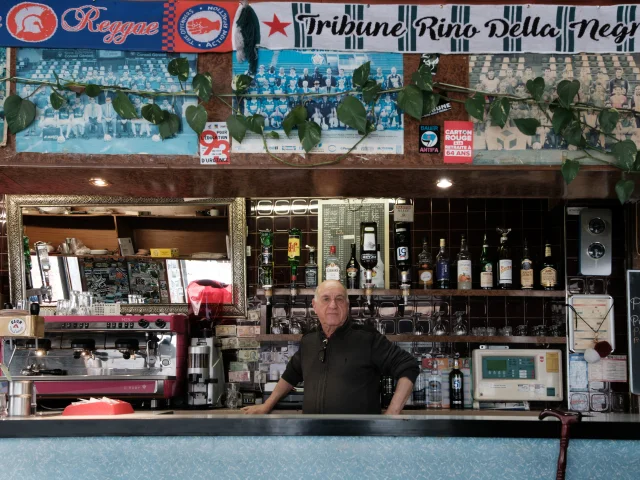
{"left": 7, "top": 2, "right": 58, "bottom": 42}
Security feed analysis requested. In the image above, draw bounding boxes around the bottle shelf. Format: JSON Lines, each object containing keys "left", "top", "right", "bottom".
{"left": 255, "top": 334, "right": 566, "bottom": 344}
{"left": 256, "top": 288, "right": 565, "bottom": 298}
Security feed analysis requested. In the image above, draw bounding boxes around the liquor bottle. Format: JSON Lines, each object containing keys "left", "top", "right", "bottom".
{"left": 496, "top": 228, "right": 512, "bottom": 289}
{"left": 449, "top": 356, "right": 464, "bottom": 410}
{"left": 395, "top": 222, "right": 411, "bottom": 284}
{"left": 23, "top": 233, "right": 33, "bottom": 291}
{"left": 325, "top": 245, "right": 341, "bottom": 281}
{"left": 259, "top": 230, "right": 274, "bottom": 287}
{"left": 360, "top": 222, "right": 378, "bottom": 283}
{"left": 520, "top": 238, "right": 534, "bottom": 290}
{"left": 345, "top": 243, "right": 361, "bottom": 289}
{"left": 456, "top": 234, "right": 472, "bottom": 290}
{"left": 417, "top": 238, "right": 433, "bottom": 289}
{"left": 426, "top": 363, "right": 442, "bottom": 409}
{"left": 435, "top": 238, "right": 450, "bottom": 289}
{"left": 479, "top": 234, "right": 493, "bottom": 290}
{"left": 412, "top": 360, "right": 427, "bottom": 407}
{"left": 540, "top": 242, "right": 558, "bottom": 290}
{"left": 287, "top": 228, "right": 301, "bottom": 284}
{"left": 381, "top": 377, "right": 395, "bottom": 409}
{"left": 305, "top": 245, "right": 318, "bottom": 288}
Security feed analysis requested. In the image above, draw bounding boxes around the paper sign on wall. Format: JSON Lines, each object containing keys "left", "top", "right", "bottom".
{"left": 200, "top": 122, "right": 230, "bottom": 165}
{"left": 443, "top": 121, "right": 474, "bottom": 164}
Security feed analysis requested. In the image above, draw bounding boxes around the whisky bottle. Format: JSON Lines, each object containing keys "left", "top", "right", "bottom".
{"left": 417, "top": 238, "right": 433, "bottom": 289}
{"left": 435, "top": 239, "right": 450, "bottom": 289}
{"left": 497, "top": 228, "right": 512, "bottom": 289}
{"left": 540, "top": 242, "right": 558, "bottom": 290}
{"left": 479, "top": 234, "right": 493, "bottom": 290}
{"left": 325, "top": 245, "right": 341, "bottom": 281}
{"left": 520, "top": 239, "right": 534, "bottom": 289}
{"left": 287, "top": 228, "right": 301, "bottom": 284}
{"left": 305, "top": 245, "right": 318, "bottom": 288}
{"left": 456, "top": 234, "right": 472, "bottom": 290}
{"left": 345, "top": 243, "right": 361, "bottom": 289}
{"left": 449, "top": 356, "right": 464, "bottom": 410}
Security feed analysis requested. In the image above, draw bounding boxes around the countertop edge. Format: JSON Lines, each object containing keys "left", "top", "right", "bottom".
{"left": 1, "top": 416, "right": 639, "bottom": 440}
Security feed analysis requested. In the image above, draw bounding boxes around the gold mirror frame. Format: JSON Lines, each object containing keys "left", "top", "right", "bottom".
{"left": 6, "top": 195, "right": 247, "bottom": 317}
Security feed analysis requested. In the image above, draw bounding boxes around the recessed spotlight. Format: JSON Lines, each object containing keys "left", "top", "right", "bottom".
{"left": 436, "top": 178, "right": 453, "bottom": 189}
{"left": 89, "top": 178, "right": 110, "bottom": 187}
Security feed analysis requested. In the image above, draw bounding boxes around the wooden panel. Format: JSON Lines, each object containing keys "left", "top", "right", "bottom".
{"left": 256, "top": 288, "right": 566, "bottom": 298}
{"left": 24, "top": 225, "right": 119, "bottom": 252}
{"left": 132, "top": 228, "right": 226, "bottom": 256}
{"left": 256, "top": 334, "right": 566, "bottom": 344}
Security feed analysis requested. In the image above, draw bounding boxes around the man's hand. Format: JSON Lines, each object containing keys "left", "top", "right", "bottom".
{"left": 241, "top": 404, "right": 271, "bottom": 415}
{"left": 383, "top": 408, "right": 403, "bottom": 416}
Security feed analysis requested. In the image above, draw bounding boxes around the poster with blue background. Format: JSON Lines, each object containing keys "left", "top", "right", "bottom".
{"left": 15, "top": 49, "right": 198, "bottom": 155}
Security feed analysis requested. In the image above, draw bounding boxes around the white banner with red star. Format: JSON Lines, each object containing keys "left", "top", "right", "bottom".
{"left": 253, "top": 3, "right": 640, "bottom": 54}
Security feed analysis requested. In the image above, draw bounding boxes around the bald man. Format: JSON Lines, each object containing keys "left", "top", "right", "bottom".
{"left": 242, "top": 280, "right": 419, "bottom": 415}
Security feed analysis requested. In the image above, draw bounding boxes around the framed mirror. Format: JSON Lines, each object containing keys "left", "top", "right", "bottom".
{"left": 6, "top": 195, "right": 247, "bottom": 317}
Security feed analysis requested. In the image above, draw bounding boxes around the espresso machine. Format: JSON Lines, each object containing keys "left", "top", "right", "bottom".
{"left": 1, "top": 314, "right": 188, "bottom": 407}
{"left": 187, "top": 334, "right": 225, "bottom": 407}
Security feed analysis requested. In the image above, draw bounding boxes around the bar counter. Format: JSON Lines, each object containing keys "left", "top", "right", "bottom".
{"left": 2, "top": 410, "right": 639, "bottom": 479}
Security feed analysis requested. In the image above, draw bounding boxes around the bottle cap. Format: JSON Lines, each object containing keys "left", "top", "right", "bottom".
{"left": 440, "top": 238, "right": 445, "bottom": 246}
{"left": 306, "top": 245, "right": 316, "bottom": 252}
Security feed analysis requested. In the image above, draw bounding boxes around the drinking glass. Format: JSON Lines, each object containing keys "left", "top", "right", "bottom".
{"left": 533, "top": 325, "right": 547, "bottom": 337}
{"left": 515, "top": 324, "right": 528, "bottom": 336}
{"left": 78, "top": 292, "right": 93, "bottom": 316}
{"left": 486, "top": 327, "right": 497, "bottom": 337}
{"left": 56, "top": 299, "right": 70, "bottom": 316}
{"left": 499, "top": 326, "right": 513, "bottom": 336}
{"left": 270, "top": 317, "right": 282, "bottom": 335}
{"left": 225, "top": 384, "right": 242, "bottom": 409}
{"left": 68, "top": 291, "right": 80, "bottom": 315}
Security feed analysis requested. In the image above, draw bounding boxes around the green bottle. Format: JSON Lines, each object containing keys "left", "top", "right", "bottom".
{"left": 479, "top": 234, "right": 493, "bottom": 290}
{"left": 287, "top": 228, "right": 301, "bottom": 284}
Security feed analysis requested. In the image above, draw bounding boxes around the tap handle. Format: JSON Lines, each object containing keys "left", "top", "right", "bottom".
{"left": 30, "top": 303, "right": 40, "bottom": 315}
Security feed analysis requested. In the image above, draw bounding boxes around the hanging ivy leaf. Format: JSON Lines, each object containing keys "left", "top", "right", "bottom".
{"left": 186, "top": 104, "right": 208, "bottom": 135}
{"left": 268, "top": 131, "right": 280, "bottom": 139}
{"left": 282, "top": 105, "right": 307, "bottom": 137}
{"left": 465, "top": 93, "right": 485, "bottom": 121}
{"left": 513, "top": 118, "right": 540, "bottom": 136}
{"left": 352, "top": 61, "right": 371, "bottom": 88}
{"left": 422, "top": 92, "right": 440, "bottom": 116}
{"left": 551, "top": 107, "right": 573, "bottom": 134}
{"left": 112, "top": 91, "right": 138, "bottom": 119}
{"left": 49, "top": 90, "right": 65, "bottom": 110}
{"left": 141, "top": 103, "right": 164, "bottom": 125}
{"left": 85, "top": 84, "right": 102, "bottom": 98}
{"left": 397, "top": 85, "right": 424, "bottom": 120}
{"left": 158, "top": 111, "right": 180, "bottom": 139}
{"left": 615, "top": 179, "right": 635, "bottom": 204}
{"left": 297, "top": 120, "right": 322, "bottom": 153}
{"left": 362, "top": 80, "right": 382, "bottom": 104}
{"left": 4, "top": 95, "right": 36, "bottom": 134}
{"left": 246, "top": 114, "right": 265, "bottom": 134}
{"left": 168, "top": 57, "right": 190, "bottom": 82}
{"left": 561, "top": 159, "right": 580, "bottom": 185}
{"left": 233, "top": 74, "right": 253, "bottom": 93}
{"left": 337, "top": 96, "right": 367, "bottom": 133}
{"left": 192, "top": 73, "right": 213, "bottom": 102}
{"left": 634, "top": 152, "right": 640, "bottom": 171}
{"left": 562, "top": 120, "right": 586, "bottom": 147}
{"left": 612, "top": 139, "right": 638, "bottom": 171}
{"left": 489, "top": 97, "right": 510, "bottom": 128}
{"left": 525, "top": 77, "right": 545, "bottom": 101}
{"left": 411, "top": 65, "right": 433, "bottom": 92}
{"left": 598, "top": 108, "right": 619, "bottom": 134}
{"left": 226, "top": 114, "right": 247, "bottom": 143}
{"left": 556, "top": 79, "right": 580, "bottom": 107}
{"left": 53, "top": 71, "right": 61, "bottom": 89}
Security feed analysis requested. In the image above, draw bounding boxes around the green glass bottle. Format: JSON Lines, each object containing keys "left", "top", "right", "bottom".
{"left": 259, "top": 230, "right": 274, "bottom": 287}
{"left": 287, "top": 228, "right": 301, "bottom": 284}
{"left": 479, "top": 234, "right": 493, "bottom": 290}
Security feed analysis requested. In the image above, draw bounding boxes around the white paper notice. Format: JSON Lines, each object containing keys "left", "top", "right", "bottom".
{"left": 569, "top": 354, "right": 589, "bottom": 391}
{"left": 200, "top": 122, "right": 230, "bottom": 165}
{"left": 588, "top": 355, "right": 628, "bottom": 383}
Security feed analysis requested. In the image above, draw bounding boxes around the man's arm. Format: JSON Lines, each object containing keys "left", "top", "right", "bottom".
{"left": 242, "top": 377, "right": 294, "bottom": 414}
{"left": 384, "top": 377, "right": 413, "bottom": 415}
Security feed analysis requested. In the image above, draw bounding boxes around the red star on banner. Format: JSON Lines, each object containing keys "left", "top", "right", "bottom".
{"left": 263, "top": 14, "right": 291, "bottom": 37}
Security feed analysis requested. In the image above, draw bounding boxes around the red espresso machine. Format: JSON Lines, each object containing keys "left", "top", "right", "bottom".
{"left": 1, "top": 315, "right": 188, "bottom": 407}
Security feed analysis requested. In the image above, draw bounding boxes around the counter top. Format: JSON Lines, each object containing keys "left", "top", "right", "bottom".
{"left": 1, "top": 409, "right": 639, "bottom": 440}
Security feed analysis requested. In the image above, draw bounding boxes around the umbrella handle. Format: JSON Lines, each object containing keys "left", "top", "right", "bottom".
{"left": 539, "top": 409, "right": 582, "bottom": 480}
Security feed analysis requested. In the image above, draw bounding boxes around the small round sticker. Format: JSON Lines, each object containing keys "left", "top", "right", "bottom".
{"left": 8, "top": 318, "right": 26, "bottom": 335}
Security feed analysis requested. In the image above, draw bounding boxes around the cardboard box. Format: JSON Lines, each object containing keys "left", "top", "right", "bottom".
{"left": 118, "top": 238, "right": 135, "bottom": 256}
{"left": 150, "top": 248, "right": 179, "bottom": 258}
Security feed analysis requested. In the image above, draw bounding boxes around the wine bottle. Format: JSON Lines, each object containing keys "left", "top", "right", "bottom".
{"left": 456, "top": 234, "right": 472, "bottom": 290}
{"left": 479, "top": 234, "right": 493, "bottom": 290}
{"left": 436, "top": 239, "right": 450, "bottom": 289}
{"left": 497, "top": 228, "right": 512, "bottom": 289}
{"left": 449, "top": 356, "right": 464, "bottom": 410}
{"left": 417, "top": 238, "right": 433, "bottom": 289}
{"left": 520, "top": 238, "right": 534, "bottom": 290}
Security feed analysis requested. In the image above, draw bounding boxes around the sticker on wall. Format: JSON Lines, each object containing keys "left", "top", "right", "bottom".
{"left": 200, "top": 122, "right": 230, "bottom": 165}
{"left": 420, "top": 54, "right": 440, "bottom": 76}
{"left": 422, "top": 97, "right": 452, "bottom": 118}
{"left": 443, "top": 121, "right": 473, "bottom": 164}
{"left": 419, "top": 125, "right": 440, "bottom": 154}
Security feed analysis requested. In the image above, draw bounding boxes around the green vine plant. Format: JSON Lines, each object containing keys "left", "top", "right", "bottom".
{"left": 3, "top": 57, "right": 638, "bottom": 203}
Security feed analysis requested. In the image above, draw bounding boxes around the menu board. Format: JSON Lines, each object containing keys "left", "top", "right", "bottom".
{"left": 80, "top": 257, "right": 129, "bottom": 303}
{"left": 127, "top": 260, "right": 169, "bottom": 303}
{"left": 568, "top": 294, "right": 615, "bottom": 352}
{"left": 317, "top": 199, "right": 391, "bottom": 287}
{"left": 627, "top": 270, "right": 640, "bottom": 394}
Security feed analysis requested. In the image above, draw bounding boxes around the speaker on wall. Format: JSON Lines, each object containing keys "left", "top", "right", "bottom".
{"left": 578, "top": 208, "right": 612, "bottom": 276}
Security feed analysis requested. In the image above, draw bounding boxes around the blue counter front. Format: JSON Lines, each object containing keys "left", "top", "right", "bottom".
{"left": 1, "top": 411, "right": 639, "bottom": 479}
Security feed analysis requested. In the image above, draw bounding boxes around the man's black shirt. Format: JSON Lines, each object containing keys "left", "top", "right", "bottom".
{"left": 281, "top": 320, "right": 419, "bottom": 414}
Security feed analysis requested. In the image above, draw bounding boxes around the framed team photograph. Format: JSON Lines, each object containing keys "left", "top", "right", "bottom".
{"left": 0, "top": 48, "right": 10, "bottom": 147}
{"left": 15, "top": 49, "right": 199, "bottom": 155}
{"left": 232, "top": 49, "right": 404, "bottom": 155}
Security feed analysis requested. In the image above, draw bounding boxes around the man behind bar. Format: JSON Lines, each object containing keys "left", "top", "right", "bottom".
{"left": 242, "top": 280, "right": 419, "bottom": 415}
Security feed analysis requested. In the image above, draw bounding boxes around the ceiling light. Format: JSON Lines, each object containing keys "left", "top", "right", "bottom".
{"left": 436, "top": 178, "right": 453, "bottom": 189}
{"left": 89, "top": 178, "right": 110, "bottom": 187}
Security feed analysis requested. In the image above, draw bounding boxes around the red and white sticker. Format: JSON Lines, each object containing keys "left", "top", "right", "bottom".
{"left": 199, "top": 122, "right": 230, "bottom": 165}
{"left": 8, "top": 318, "right": 26, "bottom": 335}
{"left": 443, "top": 121, "right": 473, "bottom": 164}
